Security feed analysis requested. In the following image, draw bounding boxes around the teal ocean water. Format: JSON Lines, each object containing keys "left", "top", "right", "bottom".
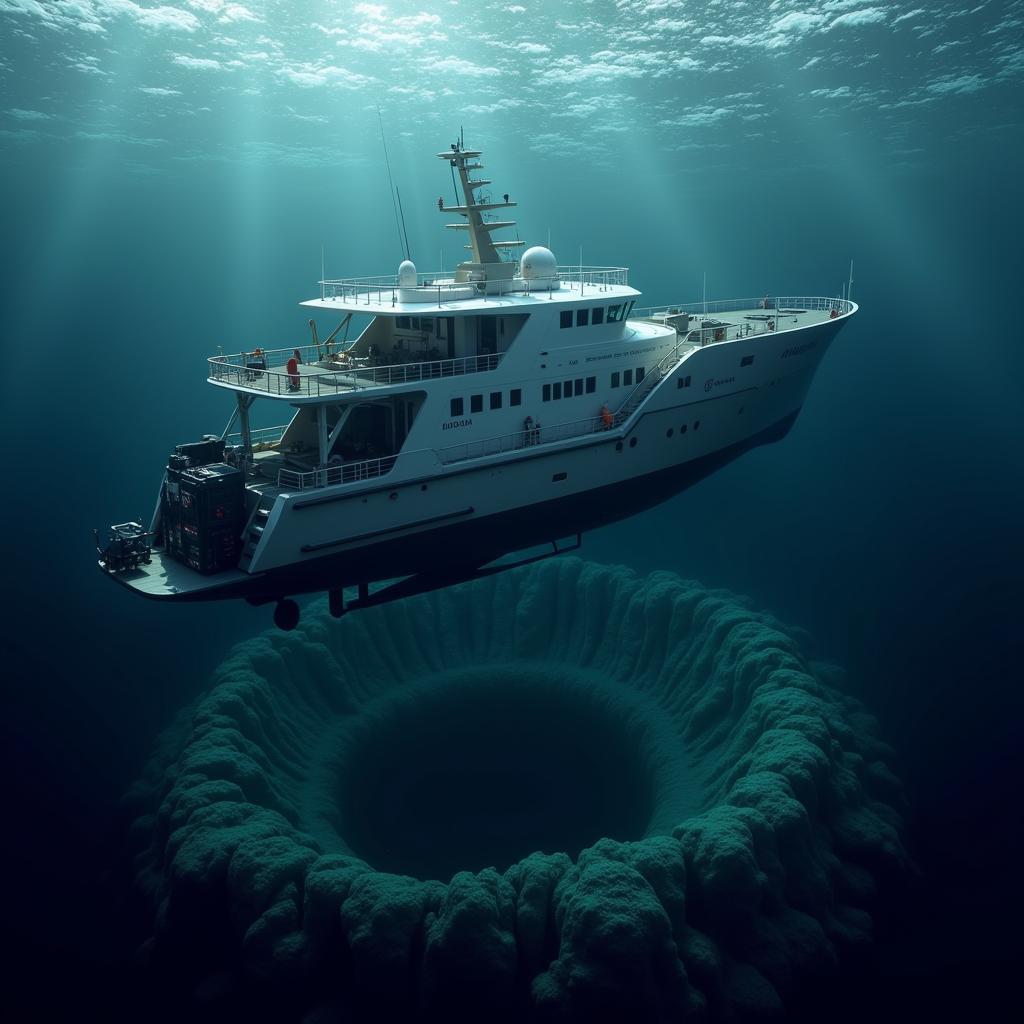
{"left": 2, "top": 2, "right": 1021, "bottom": 1021}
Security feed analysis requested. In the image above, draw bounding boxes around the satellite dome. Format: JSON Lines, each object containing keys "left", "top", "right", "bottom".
{"left": 398, "top": 259, "right": 417, "bottom": 287}
{"left": 520, "top": 246, "right": 557, "bottom": 281}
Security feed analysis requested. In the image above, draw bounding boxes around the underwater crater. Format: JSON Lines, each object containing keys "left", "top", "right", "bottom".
{"left": 129, "top": 559, "right": 907, "bottom": 1021}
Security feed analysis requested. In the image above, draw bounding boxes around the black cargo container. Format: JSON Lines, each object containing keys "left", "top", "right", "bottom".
{"left": 161, "top": 462, "right": 245, "bottom": 574}
{"left": 175, "top": 437, "right": 226, "bottom": 467}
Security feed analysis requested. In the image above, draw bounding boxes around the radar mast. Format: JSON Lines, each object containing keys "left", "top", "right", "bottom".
{"left": 437, "top": 140, "right": 523, "bottom": 291}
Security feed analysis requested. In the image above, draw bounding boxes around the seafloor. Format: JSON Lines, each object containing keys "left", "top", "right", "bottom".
{"left": 126, "top": 559, "right": 908, "bottom": 1022}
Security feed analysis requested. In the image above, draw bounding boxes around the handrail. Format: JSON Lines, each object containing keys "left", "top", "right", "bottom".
{"left": 277, "top": 454, "right": 399, "bottom": 491}
{"left": 223, "top": 424, "right": 289, "bottom": 448}
{"left": 316, "top": 265, "right": 630, "bottom": 305}
{"left": 632, "top": 295, "right": 852, "bottom": 319}
{"left": 610, "top": 330, "right": 696, "bottom": 427}
{"left": 209, "top": 350, "right": 503, "bottom": 397}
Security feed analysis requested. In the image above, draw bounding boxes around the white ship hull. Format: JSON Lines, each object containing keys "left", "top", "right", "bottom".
{"left": 130, "top": 314, "right": 838, "bottom": 605}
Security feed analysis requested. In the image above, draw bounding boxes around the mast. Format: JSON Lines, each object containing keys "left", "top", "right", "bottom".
{"left": 436, "top": 139, "right": 523, "bottom": 285}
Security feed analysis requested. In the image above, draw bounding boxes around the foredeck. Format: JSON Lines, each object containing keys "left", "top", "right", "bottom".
{"left": 632, "top": 295, "right": 852, "bottom": 337}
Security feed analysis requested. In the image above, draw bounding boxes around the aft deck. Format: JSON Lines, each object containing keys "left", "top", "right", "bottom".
{"left": 105, "top": 549, "right": 253, "bottom": 599}
{"left": 209, "top": 341, "right": 502, "bottom": 399}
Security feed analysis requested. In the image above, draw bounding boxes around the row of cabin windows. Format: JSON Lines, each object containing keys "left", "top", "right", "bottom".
{"left": 450, "top": 388, "right": 522, "bottom": 418}
{"left": 396, "top": 316, "right": 434, "bottom": 332}
{"left": 610, "top": 366, "right": 646, "bottom": 389}
{"left": 543, "top": 376, "right": 597, "bottom": 402}
{"left": 559, "top": 301, "right": 635, "bottom": 329}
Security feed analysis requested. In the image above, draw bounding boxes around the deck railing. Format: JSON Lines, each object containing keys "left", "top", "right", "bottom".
{"left": 277, "top": 454, "right": 399, "bottom": 491}
{"left": 318, "top": 266, "right": 629, "bottom": 305}
{"left": 209, "top": 348, "right": 503, "bottom": 397}
{"left": 632, "top": 295, "right": 852, "bottom": 319}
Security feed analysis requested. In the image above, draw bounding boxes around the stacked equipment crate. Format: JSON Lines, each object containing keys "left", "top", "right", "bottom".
{"left": 163, "top": 444, "right": 245, "bottom": 574}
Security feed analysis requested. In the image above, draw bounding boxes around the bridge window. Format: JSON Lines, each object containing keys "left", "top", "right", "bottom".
{"left": 560, "top": 311, "right": 573, "bottom": 329}
{"left": 607, "top": 304, "right": 622, "bottom": 322}
{"left": 510, "top": 388, "right": 522, "bottom": 406}
{"left": 592, "top": 307, "right": 604, "bottom": 325}
{"left": 450, "top": 398, "right": 463, "bottom": 417}
{"left": 490, "top": 391, "right": 502, "bottom": 410}
{"left": 576, "top": 309, "right": 589, "bottom": 327}
{"left": 543, "top": 384, "right": 551, "bottom": 402}
{"left": 586, "top": 376, "right": 596, "bottom": 393}
{"left": 470, "top": 394, "right": 483, "bottom": 414}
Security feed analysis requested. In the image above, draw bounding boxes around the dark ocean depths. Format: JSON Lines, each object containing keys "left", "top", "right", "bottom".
{"left": 1, "top": 2, "right": 1022, "bottom": 1021}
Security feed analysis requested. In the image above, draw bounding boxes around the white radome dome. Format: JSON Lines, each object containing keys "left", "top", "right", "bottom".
{"left": 398, "top": 259, "right": 417, "bottom": 287}
{"left": 520, "top": 246, "right": 557, "bottom": 281}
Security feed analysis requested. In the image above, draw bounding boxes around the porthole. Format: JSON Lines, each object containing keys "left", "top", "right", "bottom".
{"left": 629, "top": 437, "right": 638, "bottom": 448}
{"left": 420, "top": 484, "right": 428, "bottom": 492}
{"left": 615, "top": 441, "right": 623, "bottom": 452}
{"left": 680, "top": 424, "right": 687, "bottom": 434}
{"left": 694, "top": 420, "right": 701, "bottom": 430}
{"left": 666, "top": 428, "right": 674, "bottom": 438}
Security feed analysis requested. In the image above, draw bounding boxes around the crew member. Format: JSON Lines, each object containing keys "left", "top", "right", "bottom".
{"left": 438, "top": 196, "right": 444, "bottom": 211}
{"left": 523, "top": 414, "right": 534, "bottom": 445}
{"left": 601, "top": 404, "right": 613, "bottom": 429}
{"left": 287, "top": 349, "right": 301, "bottom": 391}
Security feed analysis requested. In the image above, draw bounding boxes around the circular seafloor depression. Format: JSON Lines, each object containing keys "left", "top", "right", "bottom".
{"left": 128, "top": 559, "right": 908, "bottom": 1022}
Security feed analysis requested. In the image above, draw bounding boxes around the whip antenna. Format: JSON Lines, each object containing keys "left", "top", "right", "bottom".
{"left": 395, "top": 186, "right": 411, "bottom": 262}
{"left": 377, "top": 106, "right": 407, "bottom": 260}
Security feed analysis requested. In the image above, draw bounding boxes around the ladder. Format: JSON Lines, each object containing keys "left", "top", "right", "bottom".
{"left": 238, "top": 494, "right": 273, "bottom": 571}
{"left": 612, "top": 330, "right": 698, "bottom": 428}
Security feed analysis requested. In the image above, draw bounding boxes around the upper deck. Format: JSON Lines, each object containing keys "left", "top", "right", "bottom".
{"left": 301, "top": 265, "right": 635, "bottom": 316}
{"left": 207, "top": 295, "right": 853, "bottom": 401}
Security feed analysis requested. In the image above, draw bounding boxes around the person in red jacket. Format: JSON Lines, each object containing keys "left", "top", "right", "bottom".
{"left": 287, "top": 349, "right": 302, "bottom": 391}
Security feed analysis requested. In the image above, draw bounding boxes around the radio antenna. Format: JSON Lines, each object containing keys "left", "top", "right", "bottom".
{"left": 395, "top": 186, "right": 411, "bottom": 262}
{"left": 377, "top": 106, "right": 408, "bottom": 260}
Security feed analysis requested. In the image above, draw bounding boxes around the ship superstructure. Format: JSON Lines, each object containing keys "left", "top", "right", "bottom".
{"left": 96, "top": 139, "right": 857, "bottom": 629}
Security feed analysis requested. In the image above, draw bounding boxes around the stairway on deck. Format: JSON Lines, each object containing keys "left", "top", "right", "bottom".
{"left": 613, "top": 344, "right": 693, "bottom": 427}
{"left": 238, "top": 494, "right": 273, "bottom": 571}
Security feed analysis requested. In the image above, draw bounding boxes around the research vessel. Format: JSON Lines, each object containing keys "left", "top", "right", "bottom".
{"left": 95, "top": 139, "right": 857, "bottom": 629}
